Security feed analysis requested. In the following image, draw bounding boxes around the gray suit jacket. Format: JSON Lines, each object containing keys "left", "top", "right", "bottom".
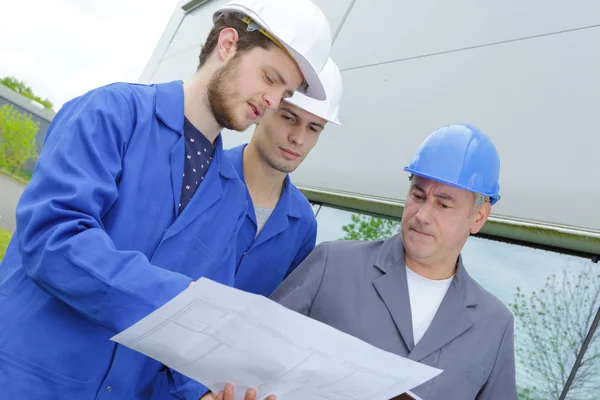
{"left": 270, "top": 234, "right": 517, "bottom": 400}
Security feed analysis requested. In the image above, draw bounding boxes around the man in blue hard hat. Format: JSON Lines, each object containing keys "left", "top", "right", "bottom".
{"left": 271, "top": 124, "right": 518, "bottom": 399}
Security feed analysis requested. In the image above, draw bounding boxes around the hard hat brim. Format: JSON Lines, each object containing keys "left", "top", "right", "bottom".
{"left": 284, "top": 98, "right": 342, "bottom": 125}
{"left": 280, "top": 44, "right": 327, "bottom": 101}
{"left": 214, "top": 5, "right": 327, "bottom": 101}
{"left": 404, "top": 167, "right": 501, "bottom": 205}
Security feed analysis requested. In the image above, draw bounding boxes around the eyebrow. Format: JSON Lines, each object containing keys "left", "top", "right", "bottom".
{"left": 280, "top": 107, "right": 325, "bottom": 129}
{"left": 412, "top": 184, "right": 456, "bottom": 202}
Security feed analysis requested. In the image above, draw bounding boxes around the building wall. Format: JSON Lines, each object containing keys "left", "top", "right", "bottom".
{"left": 138, "top": 0, "right": 600, "bottom": 234}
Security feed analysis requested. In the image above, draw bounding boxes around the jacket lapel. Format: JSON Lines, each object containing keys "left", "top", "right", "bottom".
{"left": 164, "top": 136, "right": 236, "bottom": 240}
{"left": 169, "top": 137, "right": 184, "bottom": 216}
{"left": 408, "top": 259, "right": 477, "bottom": 362}
{"left": 372, "top": 234, "right": 415, "bottom": 352}
{"left": 251, "top": 177, "right": 301, "bottom": 248}
{"left": 371, "top": 234, "right": 478, "bottom": 361}
{"left": 227, "top": 144, "right": 301, "bottom": 249}
{"left": 154, "top": 80, "right": 185, "bottom": 217}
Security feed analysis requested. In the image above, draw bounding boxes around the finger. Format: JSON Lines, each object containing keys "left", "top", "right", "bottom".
{"left": 244, "top": 388, "right": 257, "bottom": 400}
{"left": 265, "top": 395, "right": 277, "bottom": 400}
{"left": 224, "top": 383, "right": 234, "bottom": 400}
{"left": 216, "top": 391, "right": 224, "bottom": 400}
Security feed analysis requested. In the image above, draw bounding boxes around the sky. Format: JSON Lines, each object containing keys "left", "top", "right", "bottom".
{"left": 0, "top": 0, "right": 179, "bottom": 111}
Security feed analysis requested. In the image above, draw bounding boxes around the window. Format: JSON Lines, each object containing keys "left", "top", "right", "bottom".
{"left": 310, "top": 202, "right": 321, "bottom": 216}
{"left": 314, "top": 205, "right": 600, "bottom": 399}
{"left": 314, "top": 205, "right": 400, "bottom": 244}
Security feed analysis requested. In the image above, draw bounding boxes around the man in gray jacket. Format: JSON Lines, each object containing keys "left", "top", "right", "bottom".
{"left": 271, "top": 124, "right": 517, "bottom": 399}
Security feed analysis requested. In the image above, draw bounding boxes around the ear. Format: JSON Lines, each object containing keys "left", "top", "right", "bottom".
{"left": 216, "top": 27, "right": 239, "bottom": 62}
{"left": 470, "top": 202, "right": 491, "bottom": 234}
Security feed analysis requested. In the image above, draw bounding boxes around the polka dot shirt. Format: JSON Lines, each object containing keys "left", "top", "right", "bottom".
{"left": 178, "top": 117, "right": 214, "bottom": 214}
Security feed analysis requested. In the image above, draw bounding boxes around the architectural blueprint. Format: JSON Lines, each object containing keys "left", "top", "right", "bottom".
{"left": 111, "top": 278, "right": 441, "bottom": 400}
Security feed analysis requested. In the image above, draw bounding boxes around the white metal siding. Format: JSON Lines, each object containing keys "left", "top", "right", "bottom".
{"left": 140, "top": 0, "right": 600, "bottom": 233}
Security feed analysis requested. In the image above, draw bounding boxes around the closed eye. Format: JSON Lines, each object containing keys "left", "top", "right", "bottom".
{"left": 264, "top": 73, "right": 274, "bottom": 85}
{"left": 281, "top": 113, "right": 295, "bottom": 123}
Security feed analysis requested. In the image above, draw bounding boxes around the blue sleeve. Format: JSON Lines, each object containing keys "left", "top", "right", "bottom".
{"left": 286, "top": 218, "right": 317, "bottom": 278}
{"left": 14, "top": 84, "right": 192, "bottom": 334}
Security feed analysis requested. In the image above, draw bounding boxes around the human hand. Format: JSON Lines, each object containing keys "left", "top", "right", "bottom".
{"left": 200, "top": 391, "right": 216, "bottom": 400}
{"left": 215, "top": 383, "right": 276, "bottom": 400}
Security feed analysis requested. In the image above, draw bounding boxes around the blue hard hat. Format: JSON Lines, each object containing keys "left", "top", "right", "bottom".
{"left": 403, "top": 124, "right": 501, "bottom": 205}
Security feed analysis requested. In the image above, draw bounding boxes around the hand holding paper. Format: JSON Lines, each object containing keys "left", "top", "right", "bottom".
{"left": 111, "top": 278, "right": 441, "bottom": 400}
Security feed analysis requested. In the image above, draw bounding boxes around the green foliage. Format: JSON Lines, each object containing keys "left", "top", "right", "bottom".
{"left": 511, "top": 264, "right": 600, "bottom": 399}
{"left": 0, "top": 76, "right": 53, "bottom": 110}
{"left": 0, "top": 165, "right": 32, "bottom": 184}
{"left": 0, "top": 228, "right": 11, "bottom": 261}
{"left": 341, "top": 213, "right": 400, "bottom": 241}
{"left": 0, "top": 104, "right": 39, "bottom": 173}
{"left": 518, "top": 386, "right": 541, "bottom": 400}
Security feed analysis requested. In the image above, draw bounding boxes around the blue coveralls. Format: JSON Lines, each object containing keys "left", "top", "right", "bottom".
{"left": 0, "top": 80, "right": 247, "bottom": 399}
{"left": 227, "top": 144, "right": 317, "bottom": 296}
{"left": 185, "top": 143, "right": 318, "bottom": 398}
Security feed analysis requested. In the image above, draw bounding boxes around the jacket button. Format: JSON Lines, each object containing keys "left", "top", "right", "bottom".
{"left": 106, "top": 386, "right": 113, "bottom": 392}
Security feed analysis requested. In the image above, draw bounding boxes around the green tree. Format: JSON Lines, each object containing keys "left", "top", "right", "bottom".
{"left": 0, "top": 228, "right": 11, "bottom": 261}
{"left": 511, "top": 264, "right": 600, "bottom": 399}
{"left": 0, "top": 104, "right": 39, "bottom": 173}
{"left": 340, "top": 213, "right": 400, "bottom": 241}
{"left": 0, "top": 76, "right": 53, "bottom": 110}
{"left": 518, "top": 387, "right": 540, "bottom": 400}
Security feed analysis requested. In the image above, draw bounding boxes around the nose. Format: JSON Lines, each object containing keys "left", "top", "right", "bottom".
{"left": 262, "top": 93, "right": 274, "bottom": 110}
{"left": 288, "top": 125, "right": 305, "bottom": 146}
{"left": 414, "top": 202, "right": 434, "bottom": 225}
{"left": 263, "top": 89, "right": 282, "bottom": 108}
{"left": 263, "top": 88, "right": 285, "bottom": 110}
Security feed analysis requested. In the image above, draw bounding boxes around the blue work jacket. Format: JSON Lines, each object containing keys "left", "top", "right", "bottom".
{"left": 0, "top": 81, "right": 247, "bottom": 400}
{"left": 226, "top": 144, "right": 317, "bottom": 296}
{"left": 156, "top": 143, "right": 318, "bottom": 399}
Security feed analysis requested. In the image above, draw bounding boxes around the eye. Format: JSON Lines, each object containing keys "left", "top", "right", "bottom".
{"left": 309, "top": 126, "right": 318, "bottom": 132}
{"left": 439, "top": 202, "right": 451, "bottom": 209}
{"left": 412, "top": 192, "right": 424, "bottom": 200}
{"left": 281, "top": 113, "right": 295, "bottom": 123}
{"left": 264, "top": 73, "right": 274, "bottom": 85}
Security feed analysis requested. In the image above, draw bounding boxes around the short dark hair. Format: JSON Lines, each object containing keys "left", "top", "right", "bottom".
{"left": 198, "top": 13, "right": 277, "bottom": 68}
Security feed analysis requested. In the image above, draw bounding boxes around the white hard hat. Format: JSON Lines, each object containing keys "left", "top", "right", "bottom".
{"left": 213, "top": 0, "right": 332, "bottom": 101}
{"left": 285, "top": 57, "right": 343, "bottom": 125}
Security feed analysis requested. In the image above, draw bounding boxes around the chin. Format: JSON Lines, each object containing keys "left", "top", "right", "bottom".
{"left": 404, "top": 239, "right": 434, "bottom": 258}
{"left": 226, "top": 117, "right": 251, "bottom": 132}
{"left": 264, "top": 156, "right": 296, "bottom": 174}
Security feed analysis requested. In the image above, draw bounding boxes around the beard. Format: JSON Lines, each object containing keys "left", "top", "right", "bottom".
{"left": 205, "top": 56, "right": 247, "bottom": 132}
